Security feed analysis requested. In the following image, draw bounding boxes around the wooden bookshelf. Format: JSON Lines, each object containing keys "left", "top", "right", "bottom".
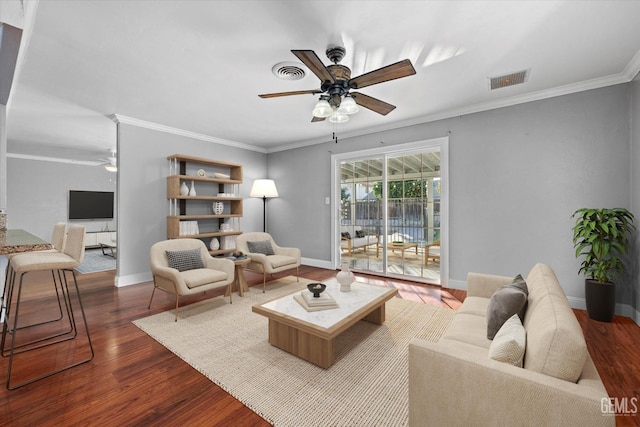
{"left": 166, "top": 155, "right": 243, "bottom": 256}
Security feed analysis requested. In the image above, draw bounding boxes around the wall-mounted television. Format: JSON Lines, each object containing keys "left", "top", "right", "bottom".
{"left": 68, "top": 190, "right": 114, "bottom": 220}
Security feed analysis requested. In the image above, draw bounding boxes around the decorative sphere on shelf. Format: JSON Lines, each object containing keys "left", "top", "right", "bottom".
{"left": 209, "top": 237, "right": 220, "bottom": 250}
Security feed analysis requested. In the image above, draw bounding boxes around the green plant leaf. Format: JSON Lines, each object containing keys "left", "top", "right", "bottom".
{"left": 571, "top": 207, "right": 634, "bottom": 283}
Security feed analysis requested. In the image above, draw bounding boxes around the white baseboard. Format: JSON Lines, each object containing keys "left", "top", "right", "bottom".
{"left": 116, "top": 272, "right": 152, "bottom": 287}
{"left": 565, "top": 296, "right": 587, "bottom": 310}
{"left": 446, "top": 278, "right": 467, "bottom": 291}
{"left": 301, "top": 257, "right": 333, "bottom": 270}
{"left": 556, "top": 296, "right": 640, "bottom": 325}
{"left": 615, "top": 303, "right": 640, "bottom": 325}
{"left": 112, "top": 263, "right": 640, "bottom": 327}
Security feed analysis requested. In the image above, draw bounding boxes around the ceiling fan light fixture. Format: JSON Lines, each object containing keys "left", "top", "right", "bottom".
{"left": 337, "top": 95, "right": 359, "bottom": 115}
{"left": 312, "top": 98, "right": 333, "bottom": 118}
{"left": 329, "top": 111, "right": 349, "bottom": 123}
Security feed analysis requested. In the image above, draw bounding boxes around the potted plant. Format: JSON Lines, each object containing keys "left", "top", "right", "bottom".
{"left": 572, "top": 208, "right": 635, "bottom": 322}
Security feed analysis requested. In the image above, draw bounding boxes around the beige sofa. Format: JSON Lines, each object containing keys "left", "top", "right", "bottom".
{"left": 409, "top": 263, "right": 614, "bottom": 427}
{"left": 340, "top": 226, "right": 378, "bottom": 256}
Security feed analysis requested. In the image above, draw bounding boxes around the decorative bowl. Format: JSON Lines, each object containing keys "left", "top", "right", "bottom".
{"left": 307, "top": 283, "right": 326, "bottom": 298}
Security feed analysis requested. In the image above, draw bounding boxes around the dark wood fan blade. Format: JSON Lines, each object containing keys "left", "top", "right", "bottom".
{"left": 351, "top": 92, "right": 396, "bottom": 115}
{"left": 259, "top": 90, "right": 322, "bottom": 98}
{"left": 348, "top": 59, "right": 416, "bottom": 89}
{"left": 292, "top": 50, "right": 335, "bottom": 84}
{"left": 311, "top": 116, "right": 326, "bottom": 122}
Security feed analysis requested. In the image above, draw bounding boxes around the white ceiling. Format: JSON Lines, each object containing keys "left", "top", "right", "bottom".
{"left": 5, "top": 0, "right": 640, "bottom": 163}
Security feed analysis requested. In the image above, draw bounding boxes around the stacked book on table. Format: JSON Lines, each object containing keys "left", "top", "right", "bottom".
{"left": 294, "top": 291, "right": 339, "bottom": 312}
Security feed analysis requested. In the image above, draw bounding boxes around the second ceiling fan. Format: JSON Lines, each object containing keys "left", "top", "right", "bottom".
{"left": 259, "top": 46, "right": 416, "bottom": 123}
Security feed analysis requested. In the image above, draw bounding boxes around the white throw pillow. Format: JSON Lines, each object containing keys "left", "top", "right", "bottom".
{"left": 488, "top": 313, "right": 526, "bottom": 367}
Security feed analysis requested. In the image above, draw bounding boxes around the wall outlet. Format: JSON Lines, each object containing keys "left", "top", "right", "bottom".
{"left": 325, "top": 197, "right": 330, "bottom": 205}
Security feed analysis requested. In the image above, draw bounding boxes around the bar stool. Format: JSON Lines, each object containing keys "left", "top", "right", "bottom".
{"left": 1, "top": 224, "right": 94, "bottom": 389}
{"left": 1, "top": 222, "right": 68, "bottom": 335}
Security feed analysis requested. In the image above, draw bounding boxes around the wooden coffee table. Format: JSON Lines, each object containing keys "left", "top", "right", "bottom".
{"left": 377, "top": 241, "right": 418, "bottom": 258}
{"left": 252, "top": 279, "right": 397, "bottom": 368}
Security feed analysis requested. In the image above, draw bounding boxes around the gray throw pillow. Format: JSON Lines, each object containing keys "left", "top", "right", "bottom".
{"left": 509, "top": 274, "right": 529, "bottom": 320}
{"left": 165, "top": 248, "right": 205, "bottom": 272}
{"left": 486, "top": 275, "right": 529, "bottom": 340}
{"left": 247, "top": 240, "right": 275, "bottom": 255}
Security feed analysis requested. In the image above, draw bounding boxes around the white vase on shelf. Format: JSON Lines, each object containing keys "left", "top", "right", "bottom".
{"left": 180, "top": 182, "right": 189, "bottom": 196}
{"left": 336, "top": 261, "right": 355, "bottom": 292}
{"left": 213, "top": 201, "right": 224, "bottom": 215}
{"left": 209, "top": 237, "right": 220, "bottom": 251}
{"left": 189, "top": 181, "right": 196, "bottom": 196}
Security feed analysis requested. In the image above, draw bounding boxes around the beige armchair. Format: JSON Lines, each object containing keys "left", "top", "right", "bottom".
{"left": 149, "top": 238, "right": 235, "bottom": 321}
{"left": 236, "top": 232, "right": 301, "bottom": 292}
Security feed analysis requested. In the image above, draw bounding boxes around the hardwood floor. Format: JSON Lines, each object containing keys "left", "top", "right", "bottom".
{"left": 1, "top": 266, "right": 639, "bottom": 426}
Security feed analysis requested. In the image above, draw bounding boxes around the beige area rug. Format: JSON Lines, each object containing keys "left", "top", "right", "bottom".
{"left": 133, "top": 276, "right": 455, "bottom": 426}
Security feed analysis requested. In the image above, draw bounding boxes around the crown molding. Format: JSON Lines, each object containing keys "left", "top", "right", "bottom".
{"left": 7, "top": 152, "right": 101, "bottom": 166}
{"left": 267, "top": 72, "right": 635, "bottom": 153}
{"left": 623, "top": 49, "right": 640, "bottom": 81}
{"left": 108, "top": 66, "right": 638, "bottom": 156}
{"left": 110, "top": 114, "right": 267, "bottom": 154}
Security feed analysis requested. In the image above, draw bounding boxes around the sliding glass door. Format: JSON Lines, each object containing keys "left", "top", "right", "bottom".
{"left": 339, "top": 158, "right": 384, "bottom": 275}
{"left": 334, "top": 139, "right": 447, "bottom": 285}
{"left": 383, "top": 151, "right": 441, "bottom": 281}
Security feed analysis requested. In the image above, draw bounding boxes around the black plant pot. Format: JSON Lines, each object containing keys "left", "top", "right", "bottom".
{"left": 585, "top": 279, "right": 616, "bottom": 322}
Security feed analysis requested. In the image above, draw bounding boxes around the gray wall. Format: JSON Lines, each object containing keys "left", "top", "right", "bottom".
{"left": 116, "top": 123, "right": 266, "bottom": 284}
{"left": 6, "top": 157, "right": 116, "bottom": 239}
{"left": 631, "top": 76, "right": 640, "bottom": 316}
{"left": 6, "top": 82, "right": 637, "bottom": 318}
{"left": 0, "top": 105, "right": 6, "bottom": 210}
{"left": 266, "top": 141, "right": 336, "bottom": 259}
{"left": 268, "top": 84, "right": 632, "bottom": 304}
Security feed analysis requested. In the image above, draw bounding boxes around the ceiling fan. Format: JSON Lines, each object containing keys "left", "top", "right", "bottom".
{"left": 98, "top": 150, "right": 117, "bottom": 172}
{"left": 259, "top": 46, "right": 416, "bottom": 123}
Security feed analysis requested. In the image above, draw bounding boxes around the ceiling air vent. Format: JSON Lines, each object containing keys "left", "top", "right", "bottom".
{"left": 272, "top": 62, "right": 306, "bottom": 80}
{"left": 489, "top": 69, "right": 529, "bottom": 90}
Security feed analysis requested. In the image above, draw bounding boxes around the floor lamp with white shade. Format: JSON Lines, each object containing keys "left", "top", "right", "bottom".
{"left": 250, "top": 179, "right": 279, "bottom": 232}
